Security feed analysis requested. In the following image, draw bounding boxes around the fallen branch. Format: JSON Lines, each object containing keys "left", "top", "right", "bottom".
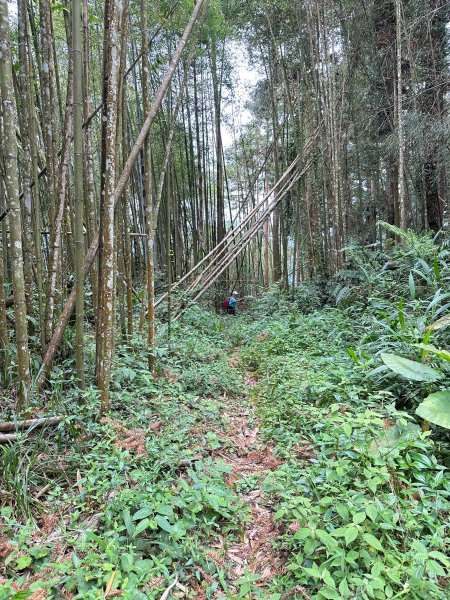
{"left": 0, "top": 415, "right": 63, "bottom": 433}
{"left": 0, "top": 433, "right": 26, "bottom": 443}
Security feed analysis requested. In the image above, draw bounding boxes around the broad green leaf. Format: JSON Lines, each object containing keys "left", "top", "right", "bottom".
{"left": 345, "top": 525, "right": 358, "bottom": 545}
{"left": 416, "top": 391, "right": 450, "bottom": 429}
{"left": 428, "top": 550, "right": 450, "bottom": 566}
{"left": 381, "top": 353, "right": 442, "bottom": 382}
{"left": 132, "top": 507, "right": 152, "bottom": 521}
{"left": 426, "top": 559, "right": 446, "bottom": 577}
{"left": 155, "top": 515, "right": 173, "bottom": 534}
{"left": 316, "top": 529, "right": 338, "bottom": 549}
{"left": 366, "top": 504, "right": 378, "bottom": 522}
{"left": 122, "top": 509, "right": 134, "bottom": 537}
{"left": 353, "top": 512, "right": 366, "bottom": 525}
{"left": 134, "top": 518, "right": 151, "bottom": 536}
{"left": 293, "top": 528, "right": 311, "bottom": 540}
{"left": 342, "top": 423, "right": 352, "bottom": 437}
{"left": 121, "top": 553, "right": 134, "bottom": 571}
{"left": 318, "top": 587, "right": 341, "bottom": 599}
{"left": 363, "top": 533, "right": 384, "bottom": 552}
{"left": 85, "top": 531, "right": 107, "bottom": 549}
{"left": 336, "top": 503, "right": 349, "bottom": 520}
{"left": 303, "top": 565, "right": 321, "bottom": 578}
{"left": 156, "top": 504, "right": 174, "bottom": 516}
{"left": 412, "top": 540, "right": 427, "bottom": 555}
{"left": 17, "top": 555, "right": 32, "bottom": 570}
{"left": 322, "top": 568, "right": 336, "bottom": 588}
{"left": 330, "top": 527, "right": 346, "bottom": 538}
{"left": 338, "top": 577, "right": 351, "bottom": 597}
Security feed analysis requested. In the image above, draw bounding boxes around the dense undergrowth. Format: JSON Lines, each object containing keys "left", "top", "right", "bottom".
{"left": 1, "top": 316, "right": 249, "bottom": 599}
{"left": 1, "top": 229, "right": 450, "bottom": 598}
{"left": 241, "top": 308, "right": 449, "bottom": 599}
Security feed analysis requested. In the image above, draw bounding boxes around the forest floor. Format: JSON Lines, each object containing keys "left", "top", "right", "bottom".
{"left": 1, "top": 305, "right": 449, "bottom": 599}
{"left": 209, "top": 354, "right": 285, "bottom": 594}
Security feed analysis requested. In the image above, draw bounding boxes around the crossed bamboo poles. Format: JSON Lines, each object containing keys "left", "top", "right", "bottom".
{"left": 155, "top": 130, "right": 318, "bottom": 319}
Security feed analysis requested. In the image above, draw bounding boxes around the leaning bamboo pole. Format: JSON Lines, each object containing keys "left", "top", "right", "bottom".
{"left": 172, "top": 159, "right": 313, "bottom": 321}
{"left": 165, "top": 132, "right": 318, "bottom": 303}
{"left": 37, "top": 0, "right": 210, "bottom": 387}
{"left": 186, "top": 167, "right": 302, "bottom": 292}
{"left": 154, "top": 140, "right": 315, "bottom": 309}
{"left": 154, "top": 155, "right": 300, "bottom": 307}
{"left": 192, "top": 163, "right": 311, "bottom": 300}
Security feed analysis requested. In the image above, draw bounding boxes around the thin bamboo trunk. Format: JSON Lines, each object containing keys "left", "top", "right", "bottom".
{"left": 97, "top": 0, "right": 126, "bottom": 415}
{"left": 38, "top": 0, "right": 210, "bottom": 387}
{"left": 395, "top": 0, "right": 407, "bottom": 230}
{"left": 0, "top": 0, "right": 31, "bottom": 405}
{"left": 73, "top": 0, "right": 85, "bottom": 387}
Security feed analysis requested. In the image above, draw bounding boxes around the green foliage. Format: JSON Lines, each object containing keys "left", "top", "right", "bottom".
{"left": 0, "top": 317, "right": 245, "bottom": 598}
{"left": 381, "top": 352, "right": 442, "bottom": 382}
{"left": 254, "top": 282, "right": 322, "bottom": 316}
{"left": 242, "top": 308, "right": 450, "bottom": 599}
{"left": 416, "top": 391, "right": 450, "bottom": 430}
{"left": 2, "top": 238, "right": 450, "bottom": 598}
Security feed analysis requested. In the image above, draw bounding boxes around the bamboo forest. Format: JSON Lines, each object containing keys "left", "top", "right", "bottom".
{"left": 1, "top": 0, "right": 450, "bottom": 597}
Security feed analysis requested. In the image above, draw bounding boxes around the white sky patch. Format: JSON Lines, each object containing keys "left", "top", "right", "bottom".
{"left": 221, "top": 41, "right": 262, "bottom": 149}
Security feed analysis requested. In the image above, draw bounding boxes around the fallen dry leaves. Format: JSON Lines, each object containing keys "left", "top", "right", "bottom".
{"left": 101, "top": 417, "right": 148, "bottom": 455}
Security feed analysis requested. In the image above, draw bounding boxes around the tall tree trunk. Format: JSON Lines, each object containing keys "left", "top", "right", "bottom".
{"left": 268, "top": 47, "right": 282, "bottom": 283}
{"left": 97, "top": 0, "right": 125, "bottom": 414}
{"left": 73, "top": 0, "right": 85, "bottom": 387}
{"left": 0, "top": 0, "right": 31, "bottom": 405}
{"left": 17, "top": 0, "right": 35, "bottom": 322}
{"left": 141, "top": 0, "right": 156, "bottom": 371}
{"left": 82, "top": 0, "right": 99, "bottom": 317}
{"left": 395, "top": 0, "right": 407, "bottom": 230}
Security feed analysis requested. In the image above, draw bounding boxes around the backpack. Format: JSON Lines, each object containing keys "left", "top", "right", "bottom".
{"left": 223, "top": 297, "right": 230, "bottom": 309}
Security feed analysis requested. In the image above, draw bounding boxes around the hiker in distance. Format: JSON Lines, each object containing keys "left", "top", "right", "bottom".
{"left": 224, "top": 291, "right": 240, "bottom": 315}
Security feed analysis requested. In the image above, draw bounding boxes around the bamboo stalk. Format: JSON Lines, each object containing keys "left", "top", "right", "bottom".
{"left": 37, "top": 0, "right": 210, "bottom": 387}
{"left": 0, "top": 416, "right": 62, "bottom": 432}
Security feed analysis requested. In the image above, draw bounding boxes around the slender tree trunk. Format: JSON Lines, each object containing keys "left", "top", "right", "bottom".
{"left": 73, "top": 0, "right": 85, "bottom": 387}
{"left": 82, "top": 0, "right": 98, "bottom": 317}
{"left": 0, "top": 134, "right": 7, "bottom": 374}
{"left": 395, "top": 0, "right": 407, "bottom": 230}
{"left": 97, "top": 0, "right": 125, "bottom": 414}
{"left": 140, "top": 0, "right": 156, "bottom": 370}
{"left": 17, "top": 0, "right": 35, "bottom": 322}
{"left": 0, "top": 0, "right": 31, "bottom": 405}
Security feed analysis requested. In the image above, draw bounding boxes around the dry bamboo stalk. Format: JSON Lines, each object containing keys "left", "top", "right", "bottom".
{"left": 156, "top": 129, "right": 319, "bottom": 306}
{"left": 0, "top": 416, "right": 62, "bottom": 432}
{"left": 172, "top": 160, "right": 313, "bottom": 321}
{"left": 190, "top": 166, "right": 308, "bottom": 300}
{"left": 185, "top": 167, "right": 302, "bottom": 293}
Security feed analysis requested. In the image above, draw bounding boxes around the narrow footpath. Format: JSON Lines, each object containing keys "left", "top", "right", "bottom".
{"left": 195, "top": 351, "right": 290, "bottom": 598}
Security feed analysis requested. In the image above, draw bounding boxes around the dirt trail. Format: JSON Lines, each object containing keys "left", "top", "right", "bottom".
{"left": 209, "top": 354, "right": 287, "bottom": 595}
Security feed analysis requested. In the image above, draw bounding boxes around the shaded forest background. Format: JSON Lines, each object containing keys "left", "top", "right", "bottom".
{"left": 0, "top": 0, "right": 449, "bottom": 406}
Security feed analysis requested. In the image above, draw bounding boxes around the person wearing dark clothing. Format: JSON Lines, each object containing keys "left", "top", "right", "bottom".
{"left": 226, "top": 290, "right": 238, "bottom": 314}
